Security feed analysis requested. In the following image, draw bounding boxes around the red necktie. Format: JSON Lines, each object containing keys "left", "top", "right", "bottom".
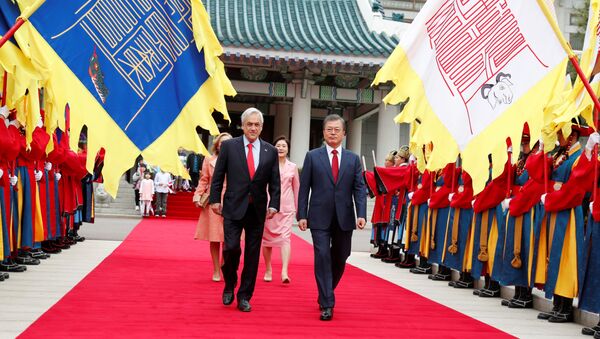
{"left": 247, "top": 143, "right": 255, "bottom": 179}
{"left": 331, "top": 149, "right": 339, "bottom": 183}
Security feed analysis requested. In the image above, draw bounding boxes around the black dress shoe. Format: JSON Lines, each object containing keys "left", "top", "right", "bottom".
{"left": 72, "top": 235, "right": 86, "bottom": 242}
{"left": 431, "top": 273, "right": 451, "bottom": 281}
{"left": 381, "top": 256, "right": 402, "bottom": 263}
{"left": 395, "top": 261, "right": 416, "bottom": 269}
{"left": 0, "top": 263, "right": 27, "bottom": 272}
{"left": 501, "top": 299, "right": 514, "bottom": 307}
{"left": 537, "top": 311, "right": 555, "bottom": 320}
{"left": 548, "top": 311, "right": 573, "bottom": 323}
{"left": 594, "top": 330, "right": 600, "bottom": 339}
{"left": 473, "top": 289, "right": 481, "bottom": 296}
{"left": 453, "top": 280, "right": 474, "bottom": 289}
{"left": 410, "top": 266, "right": 432, "bottom": 274}
{"left": 508, "top": 298, "right": 533, "bottom": 309}
{"left": 582, "top": 326, "right": 600, "bottom": 336}
{"left": 479, "top": 288, "right": 500, "bottom": 298}
{"left": 237, "top": 299, "right": 251, "bottom": 312}
{"left": 222, "top": 291, "right": 234, "bottom": 305}
{"left": 1, "top": 272, "right": 9, "bottom": 279}
{"left": 320, "top": 307, "right": 333, "bottom": 321}
{"left": 15, "top": 256, "right": 40, "bottom": 265}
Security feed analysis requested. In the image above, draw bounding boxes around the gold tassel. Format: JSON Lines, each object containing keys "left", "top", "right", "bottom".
{"left": 448, "top": 243, "right": 458, "bottom": 254}
{"left": 512, "top": 216, "right": 524, "bottom": 269}
{"left": 447, "top": 208, "right": 460, "bottom": 255}
{"left": 511, "top": 253, "right": 522, "bottom": 268}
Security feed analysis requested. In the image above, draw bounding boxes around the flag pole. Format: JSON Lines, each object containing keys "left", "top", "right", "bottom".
{"left": 536, "top": 0, "right": 600, "bottom": 125}
{"left": 1, "top": 71, "right": 7, "bottom": 106}
{"left": 537, "top": 0, "right": 600, "bottom": 195}
{"left": 0, "top": 0, "right": 45, "bottom": 49}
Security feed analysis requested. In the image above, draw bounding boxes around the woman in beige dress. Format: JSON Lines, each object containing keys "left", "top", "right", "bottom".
{"left": 262, "top": 136, "right": 299, "bottom": 283}
{"left": 194, "top": 132, "right": 232, "bottom": 281}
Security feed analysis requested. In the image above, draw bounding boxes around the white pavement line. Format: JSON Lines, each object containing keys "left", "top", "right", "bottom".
{"left": 0, "top": 240, "right": 121, "bottom": 338}
{"left": 347, "top": 252, "right": 585, "bottom": 339}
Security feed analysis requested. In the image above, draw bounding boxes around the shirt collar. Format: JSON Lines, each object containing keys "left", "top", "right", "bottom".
{"left": 243, "top": 135, "right": 259, "bottom": 148}
{"left": 325, "top": 143, "right": 342, "bottom": 155}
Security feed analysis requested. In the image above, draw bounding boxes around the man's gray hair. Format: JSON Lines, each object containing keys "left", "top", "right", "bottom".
{"left": 241, "top": 107, "right": 264, "bottom": 125}
{"left": 323, "top": 114, "right": 346, "bottom": 131}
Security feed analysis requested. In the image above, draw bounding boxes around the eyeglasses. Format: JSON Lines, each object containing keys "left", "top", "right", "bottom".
{"left": 325, "top": 127, "right": 342, "bottom": 134}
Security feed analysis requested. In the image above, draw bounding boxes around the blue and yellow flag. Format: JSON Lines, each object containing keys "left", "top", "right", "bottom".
{"left": 4, "top": 0, "right": 235, "bottom": 196}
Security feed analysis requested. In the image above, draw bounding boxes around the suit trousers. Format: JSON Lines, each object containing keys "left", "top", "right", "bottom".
{"left": 222, "top": 203, "right": 263, "bottom": 301}
{"left": 310, "top": 217, "right": 353, "bottom": 308}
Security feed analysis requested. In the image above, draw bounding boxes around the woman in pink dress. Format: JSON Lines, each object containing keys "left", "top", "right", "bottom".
{"left": 262, "top": 136, "right": 299, "bottom": 283}
{"left": 194, "top": 132, "right": 232, "bottom": 282}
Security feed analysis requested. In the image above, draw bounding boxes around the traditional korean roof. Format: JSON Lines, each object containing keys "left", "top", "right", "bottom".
{"left": 205, "top": 0, "right": 400, "bottom": 57}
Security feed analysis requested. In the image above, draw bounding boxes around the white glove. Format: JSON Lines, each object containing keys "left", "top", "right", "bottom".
{"left": 590, "top": 202, "right": 594, "bottom": 211}
{"left": 427, "top": 198, "right": 431, "bottom": 206}
{"left": 471, "top": 199, "right": 475, "bottom": 207}
{"left": 55, "top": 173, "right": 62, "bottom": 181}
{"left": 9, "top": 119, "right": 20, "bottom": 128}
{"left": 36, "top": 118, "right": 43, "bottom": 128}
{"left": 586, "top": 132, "right": 600, "bottom": 151}
{"left": 541, "top": 193, "right": 547, "bottom": 205}
{"left": 407, "top": 192, "right": 414, "bottom": 200}
{"left": 0, "top": 105, "right": 8, "bottom": 119}
{"left": 501, "top": 198, "right": 511, "bottom": 212}
{"left": 507, "top": 146, "right": 513, "bottom": 153}
{"left": 408, "top": 154, "right": 417, "bottom": 164}
{"left": 0, "top": 168, "right": 3, "bottom": 180}
{"left": 448, "top": 193, "right": 454, "bottom": 202}
{"left": 34, "top": 170, "right": 42, "bottom": 181}
{"left": 9, "top": 175, "right": 17, "bottom": 186}
{"left": 44, "top": 162, "right": 52, "bottom": 171}
{"left": 538, "top": 138, "right": 544, "bottom": 153}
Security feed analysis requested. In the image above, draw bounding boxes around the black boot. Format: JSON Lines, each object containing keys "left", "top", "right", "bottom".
{"left": 396, "top": 254, "right": 416, "bottom": 268}
{"left": 410, "top": 257, "right": 432, "bottom": 274}
{"left": 372, "top": 243, "right": 388, "bottom": 259}
{"left": 453, "top": 272, "right": 474, "bottom": 289}
{"left": 538, "top": 295, "right": 561, "bottom": 320}
{"left": 430, "top": 265, "right": 451, "bottom": 281}
{"left": 503, "top": 286, "right": 521, "bottom": 306}
{"left": 582, "top": 320, "right": 600, "bottom": 336}
{"left": 479, "top": 279, "right": 501, "bottom": 298}
{"left": 474, "top": 275, "right": 490, "bottom": 296}
{"left": 510, "top": 287, "right": 534, "bottom": 308}
{"left": 382, "top": 244, "right": 402, "bottom": 263}
{"left": 548, "top": 297, "right": 573, "bottom": 323}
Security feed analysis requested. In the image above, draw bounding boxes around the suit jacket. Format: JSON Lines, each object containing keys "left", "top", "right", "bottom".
{"left": 210, "top": 136, "right": 281, "bottom": 223}
{"left": 297, "top": 146, "right": 367, "bottom": 231}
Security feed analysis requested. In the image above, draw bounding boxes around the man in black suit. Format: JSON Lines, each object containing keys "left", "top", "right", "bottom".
{"left": 186, "top": 152, "right": 203, "bottom": 188}
{"left": 210, "top": 107, "right": 280, "bottom": 312}
{"left": 297, "top": 114, "right": 367, "bottom": 321}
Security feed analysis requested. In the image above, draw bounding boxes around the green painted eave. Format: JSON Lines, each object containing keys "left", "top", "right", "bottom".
{"left": 206, "top": 0, "right": 399, "bottom": 57}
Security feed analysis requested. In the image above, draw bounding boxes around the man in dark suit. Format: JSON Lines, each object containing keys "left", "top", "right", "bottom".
{"left": 210, "top": 107, "right": 281, "bottom": 313}
{"left": 186, "top": 152, "right": 203, "bottom": 188}
{"left": 297, "top": 114, "right": 367, "bottom": 321}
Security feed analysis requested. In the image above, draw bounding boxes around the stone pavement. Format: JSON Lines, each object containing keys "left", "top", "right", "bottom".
{"left": 0, "top": 216, "right": 596, "bottom": 338}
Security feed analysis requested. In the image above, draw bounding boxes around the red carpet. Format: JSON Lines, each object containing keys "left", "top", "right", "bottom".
{"left": 165, "top": 192, "right": 198, "bottom": 219}
{"left": 20, "top": 219, "right": 513, "bottom": 338}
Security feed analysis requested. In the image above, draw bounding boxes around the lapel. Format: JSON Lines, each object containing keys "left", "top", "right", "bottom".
{"left": 337, "top": 148, "right": 350, "bottom": 183}
{"left": 319, "top": 146, "right": 334, "bottom": 184}
{"left": 254, "top": 139, "right": 268, "bottom": 178}
{"left": 235, "top": 137, "right": 251, "bottom": 179}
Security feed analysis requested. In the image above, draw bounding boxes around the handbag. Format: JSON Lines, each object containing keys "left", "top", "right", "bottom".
{"left": 198, "top": 193, "right": 210, "bottom": 208}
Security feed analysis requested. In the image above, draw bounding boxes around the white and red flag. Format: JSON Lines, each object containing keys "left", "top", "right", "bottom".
{"left": 374, "top": 0, "right": 569, "bottom": 193}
